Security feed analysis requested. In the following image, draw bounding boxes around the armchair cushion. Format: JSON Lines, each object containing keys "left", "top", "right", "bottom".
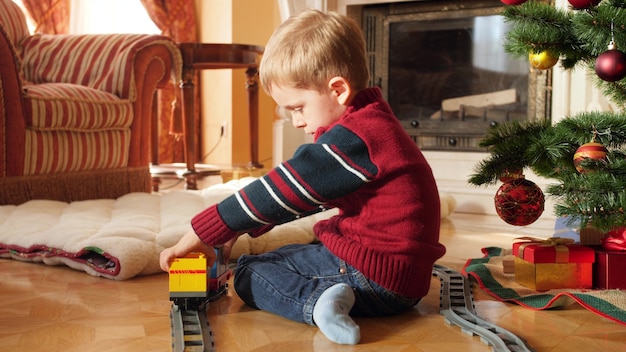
{"left": 24, "top": 83, "right": 133, "bottom": 129}
{"left": 23, "top": 83, "right": 133, "bottom": 174}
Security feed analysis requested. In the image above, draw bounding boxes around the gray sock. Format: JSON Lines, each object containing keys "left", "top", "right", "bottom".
{"left": 312, "top": 283, "right": 360, "bottom": 345}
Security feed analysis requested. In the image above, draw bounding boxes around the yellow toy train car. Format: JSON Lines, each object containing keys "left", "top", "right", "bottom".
{"left": 169, "top": 253, "right": 208, "bottom": 299}
{"left": 169, "top": 248, "right": 232, "bottom": 310}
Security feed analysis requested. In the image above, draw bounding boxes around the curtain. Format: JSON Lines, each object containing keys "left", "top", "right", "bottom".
{"left": 21, "top": 0, "right": 70, "bottom": 34}
{"left": 141, "top": 0, "right": 198, "bottom": 164}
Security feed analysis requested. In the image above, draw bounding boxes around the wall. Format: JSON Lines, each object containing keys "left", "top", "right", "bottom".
{"left": 196, "top": 0, "right": 280, "bottom": 168}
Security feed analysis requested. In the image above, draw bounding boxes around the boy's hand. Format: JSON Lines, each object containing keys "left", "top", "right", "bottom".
{"left": 204, "top": 246, "right": 217, "bottom": 268}
{"left": 220, "top": 235, "right": 239, "bottom": 263}
{"left": 160, "top": 229, "right": 214, "bottom": 271}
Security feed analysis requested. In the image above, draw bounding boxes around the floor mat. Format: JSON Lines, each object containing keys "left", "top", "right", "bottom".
{"left": 463, "top": 246, "right": 626, "bottom": 326}
{"left": 0, "top": 178, "right": 321, "bottom": 280}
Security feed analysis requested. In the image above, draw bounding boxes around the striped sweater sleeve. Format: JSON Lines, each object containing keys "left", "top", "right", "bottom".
{"left": 191, "top": 125, "right": 378, "bottom": 245}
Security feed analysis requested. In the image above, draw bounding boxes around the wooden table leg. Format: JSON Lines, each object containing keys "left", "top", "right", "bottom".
{"left": 246, "top": 67, "right": 263, "bottom": 169}
{"left": 180, "top": 66, "right": 198, "bottom": 190}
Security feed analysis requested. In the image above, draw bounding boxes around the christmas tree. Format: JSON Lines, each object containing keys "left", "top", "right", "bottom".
{"left": 469, "top": 0, "right": 626, "bottom": 232}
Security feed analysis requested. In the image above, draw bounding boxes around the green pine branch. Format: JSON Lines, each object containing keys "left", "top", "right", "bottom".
{"left": 548, "top": 168, "right": 626, "bottom": 231}
{"left": 503, "top": 0, "right": 626, "bottom": 106}
{"left": 503, "top": 1, "right": 585, "bottom": 69}
{"left": 477, "top": 1, "right": 626, "bottom": 230}
{"left": 468, "top": 119, "right": 551, "bottom": 186}
{"left": 470, "top": 112, "right": 626, "bottom": 231}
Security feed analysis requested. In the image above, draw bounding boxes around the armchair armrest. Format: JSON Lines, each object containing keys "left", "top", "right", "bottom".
{"left": 19, "top": 33, "right": 182, "bottom": 100}
{"left": 0, "top": 25, "right": 26, "bottom": 177}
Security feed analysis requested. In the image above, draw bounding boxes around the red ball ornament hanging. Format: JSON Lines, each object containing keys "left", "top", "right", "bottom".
{"left": 573, "top": 141, "right": 608, "bottom": 173}
{"left": 568, "top": 0, "right": 601, "bottom": 9}
{"left": 500, "top": 0, "right": 528, "bottom": 5}
{"left": 494, "top": 178, "right": 545, "bottom": 226}
{"left": 595, "top": 41, "right": 626, "bottom": 82}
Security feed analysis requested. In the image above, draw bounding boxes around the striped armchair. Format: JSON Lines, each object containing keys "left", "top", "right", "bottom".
{"left": 0, "top": 0, "right": 181, "bottom": 205}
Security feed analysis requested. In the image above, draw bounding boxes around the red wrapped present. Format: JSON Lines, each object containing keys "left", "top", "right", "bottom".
{"left": 513, "top": 237, "right": 595, "bottom": 291}
{"left": 593, "top": 228, "right": 626, "bottom": 289}
{"left": 593, "top": 247, "right": 626, "bottom": 289}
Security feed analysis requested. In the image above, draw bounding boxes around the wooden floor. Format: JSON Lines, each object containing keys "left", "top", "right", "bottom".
{"left": 1, "top": 212, "right": 626, "bottom": 352}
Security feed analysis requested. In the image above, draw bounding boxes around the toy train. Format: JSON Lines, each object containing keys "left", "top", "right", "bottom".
{"left": 168, "top": 247, "right": 232, "bottom": 311}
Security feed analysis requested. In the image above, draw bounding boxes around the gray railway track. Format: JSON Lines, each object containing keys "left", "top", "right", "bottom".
{"left": 169, "top": 264, "right": 532, "bottom": 351}
{"left": 170, "top": 302, "right": 215, "bottom": 352}
{"left": 433, "top": 264, "right": 535, "bottom": 352}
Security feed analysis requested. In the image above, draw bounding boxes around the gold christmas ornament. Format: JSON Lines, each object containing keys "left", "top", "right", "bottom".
{"left": 528, "top": 50, "right": 559, "bottom": 70}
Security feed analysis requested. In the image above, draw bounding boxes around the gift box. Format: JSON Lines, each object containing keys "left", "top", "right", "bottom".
{"left": 593, "top": 247, "right": 626, "bottom": 289}
{"left": 502, "top": 255, "right": 515, "bottom": 274}
{"left": 513, "top": 237, "right": 595, "bottom": 291}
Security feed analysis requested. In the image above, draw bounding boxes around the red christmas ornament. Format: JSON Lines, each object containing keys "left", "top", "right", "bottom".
{"left": 568, "top": 0, "right": 601, "bottom": 9}
{"left": 500, "top": 0, "right": 528, "bottom": 5}
{"left": 573, "top": 141, "right": 607, "bottom": 173}
{"left": 595, "top": 41, "right": 626, "bottom": 82}
{"left": 494, "top": 178, "right": 544, "bottom": 226}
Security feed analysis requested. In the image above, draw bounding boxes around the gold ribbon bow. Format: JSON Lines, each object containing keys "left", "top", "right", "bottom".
{"left": 514, "top": 236, "right": 575, "bottom": 263}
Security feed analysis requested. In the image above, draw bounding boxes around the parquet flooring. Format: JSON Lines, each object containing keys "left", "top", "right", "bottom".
{"left": 1, "top": 212, "right": 626, "bottom": 351}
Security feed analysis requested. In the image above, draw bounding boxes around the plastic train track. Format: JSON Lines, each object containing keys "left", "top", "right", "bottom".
{"left": 170, "top": 301, "right": 215, "bottom": 352}
{"left": 169, "top": 263, "right": 532, "bottom": 351}
{"left": 433, "top": 264, "right": 534, "bottom": 352}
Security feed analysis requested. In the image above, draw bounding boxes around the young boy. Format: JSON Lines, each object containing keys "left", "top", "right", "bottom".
{"left": 160, "top": 9, "right": 446, "bottom": 345}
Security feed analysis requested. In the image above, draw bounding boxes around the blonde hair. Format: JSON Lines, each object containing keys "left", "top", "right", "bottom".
{"left": 259, "top": 10, "right": 369, "bottom": 94}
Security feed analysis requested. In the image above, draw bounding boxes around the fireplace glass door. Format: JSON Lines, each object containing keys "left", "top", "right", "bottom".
{"left": 363, "top": 1, "right": 551, "bottom": 151}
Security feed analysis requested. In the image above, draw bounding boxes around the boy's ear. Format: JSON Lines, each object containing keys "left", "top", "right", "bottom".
{"left": 328, "top": 77, "right": 352, "bottom": 105}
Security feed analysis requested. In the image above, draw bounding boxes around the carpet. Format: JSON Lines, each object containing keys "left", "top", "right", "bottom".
{"left": 463, "top": 247, "right": 626, "bottom": 327}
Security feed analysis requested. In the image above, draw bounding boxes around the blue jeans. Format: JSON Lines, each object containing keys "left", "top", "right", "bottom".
{"left": 233, "top": 243, "right": 420, "bottom": 326}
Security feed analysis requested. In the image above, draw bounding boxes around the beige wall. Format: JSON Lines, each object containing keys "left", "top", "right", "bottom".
{"left": 196, "top": 0, "right": 281, "bottom": 168}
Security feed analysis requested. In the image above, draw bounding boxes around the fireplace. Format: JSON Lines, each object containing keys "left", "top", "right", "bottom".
{"left": 360, "top": 0, "right": 552, "bottom": 151}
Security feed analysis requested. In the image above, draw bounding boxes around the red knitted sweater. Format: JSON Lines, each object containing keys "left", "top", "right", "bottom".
{"left": 191, "top": 87, "right": 446, "bottom": 299}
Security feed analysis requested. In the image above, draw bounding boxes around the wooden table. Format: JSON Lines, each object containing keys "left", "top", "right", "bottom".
{"left": 152, "top": 43, "right": 264, "bottom": 190}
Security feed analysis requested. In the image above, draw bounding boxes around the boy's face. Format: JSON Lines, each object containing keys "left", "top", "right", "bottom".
{"left": 269, "top": 81, "right": 348, "bottom": 135}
